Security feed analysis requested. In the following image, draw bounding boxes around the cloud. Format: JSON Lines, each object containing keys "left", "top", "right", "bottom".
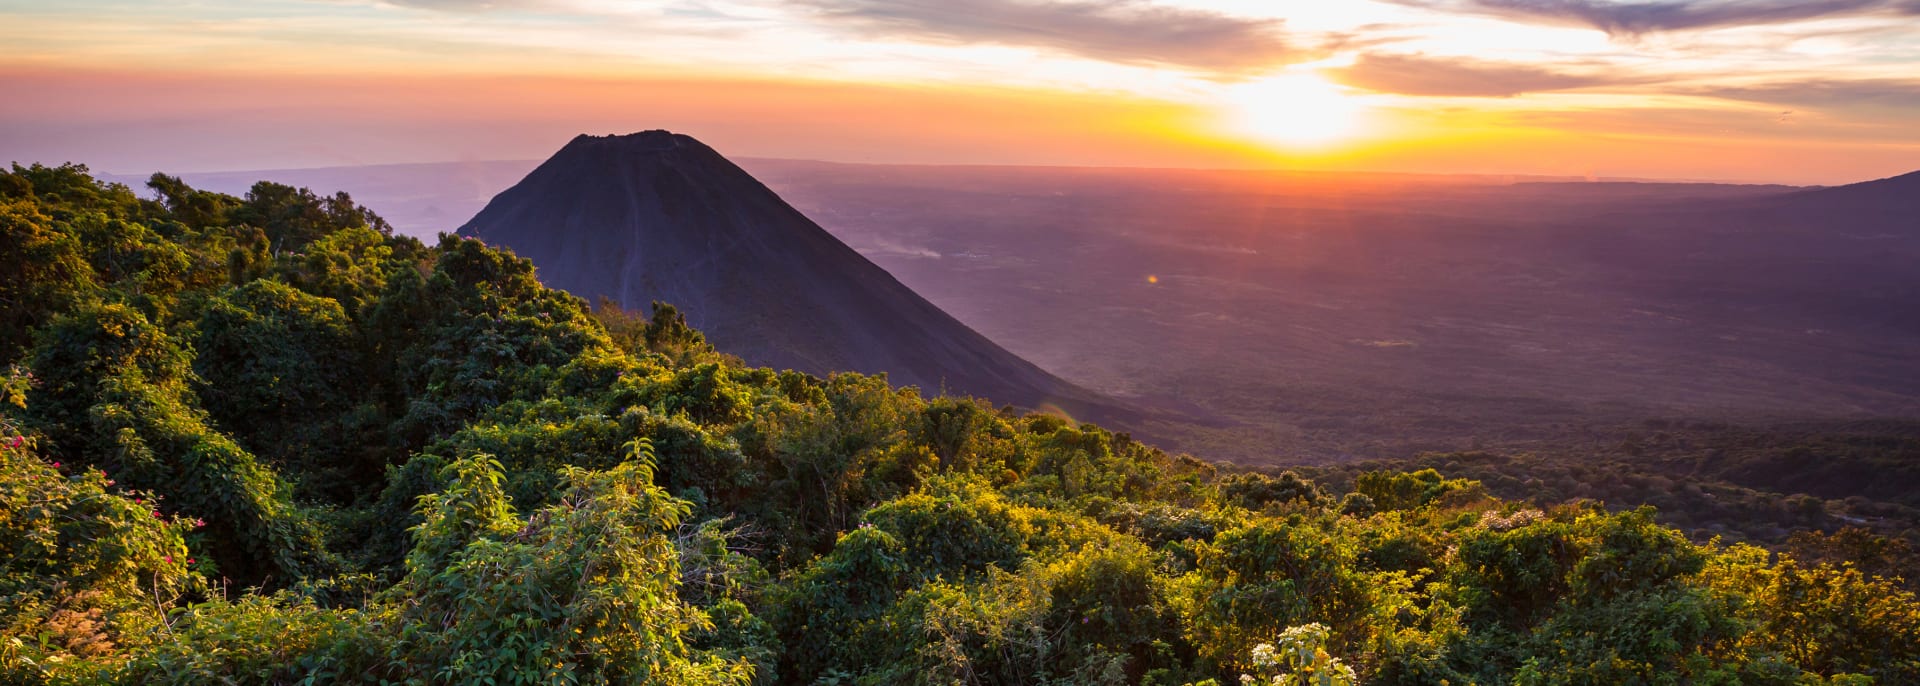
{"left": 1701, "top": 78, "right": 1920, "bottom": 110}
{"left": 376, "top": 0, "right": 534, "bottom": 9}
{"left": 789, "top": 0, "right": 1314, "bottom": 72}
{"left": 1385, "top": 0, "right": 1920, "bottom": 36}
{"left": 1501, "top": 100, "right": 1920, "bottom": 144}
{"left": 1332, "top": 53, "right": 1632, "bottom": 97}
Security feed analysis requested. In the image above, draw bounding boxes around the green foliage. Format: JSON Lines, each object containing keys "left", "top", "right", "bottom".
{"left": 1, "top": 166, "right": 1916, "bottom": 685}
{"left": 403, "top": 453, "right": 519, "bottom": 583}
{"left": 1219, "top": 470, "right": 1324, "bottom": 510}
{"left": 192, "top": 279, "right": 361, "bottom": 489}
{"left": 391, "top": 449, "right": 751, "bottom": 685}
{"left": 1, "top": 446, "right": 195, "bottom": 681}
{"left": 1704, "top": 548, "right": 1920, "bottom": 683}
{"left": 26, "top": 303, "right": 327, "bottom": 584}
{"left": 1354, "top": 468, "right": 1483, "bottom": 512}
{"left": 1240, "top": 624, "right": 1357, "bottom": 686}
{"left": 229, "top": 181, "right": 390, "bottom": 253}
{"left": 1045, "top": 539, "right": 1178, "bottom": 670}
{"left": 644, "top": 301, "right": 714, "bottom": 362}
{"left": 1177, "top": 516, "right": 1373, "bottom": 672}
{"left": 115, "top": 593, "right": 369, "bottom": 685}
{"left": 768, "top": 526, "right": 911, "bottom": 681}
{"left": 281, "top": 225, "right": 409, "bottom": 318}
{"left": 864, "top": 477, "right": 1036, "bottom": 580}
{"left": 1307, "top": 446, "right": 1920, "bottom": 557}
{"left": 0, "top": 181, "right": 95, "bottom": 363}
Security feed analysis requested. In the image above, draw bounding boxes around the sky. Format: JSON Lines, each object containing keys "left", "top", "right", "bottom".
{"left": 1, "top": 0, "right": 1917, "bottom": 184}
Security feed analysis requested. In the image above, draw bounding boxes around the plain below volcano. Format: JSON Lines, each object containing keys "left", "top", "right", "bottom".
{"left": 456, "top": 130, "right": 1160, "bottom": 432}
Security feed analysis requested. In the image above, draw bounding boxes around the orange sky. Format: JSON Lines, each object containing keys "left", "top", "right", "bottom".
{"left": 2, "top": 1, "right": 1917, "bottom": 184}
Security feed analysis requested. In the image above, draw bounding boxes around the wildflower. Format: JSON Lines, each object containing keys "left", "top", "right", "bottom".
{"left": 133, "top": 497, "right": 143, "bottom": 504}
{"left": 193, "top": 518, "right": 206, "bottom": 528}
{"left": 7, "top": 435, "right": 21, "bottom": 448}
{"left": 165, "top": 556, "right": 172, "bottom": 563}
{"left": 152, "top": 511, "right": 162, "bottom": 517}
{"left": 105, "top": 480, "right": 115, "bottom": 486}
{"left": 186, "top": 558, "right": 194, "bottom": 564}
{"left": 51, "top": 461, "right": 61, "bottom": 468}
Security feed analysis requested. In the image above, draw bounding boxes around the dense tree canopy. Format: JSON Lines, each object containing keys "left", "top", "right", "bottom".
{"left": 0, "top": 164, "right": 1914, "bottom": 684}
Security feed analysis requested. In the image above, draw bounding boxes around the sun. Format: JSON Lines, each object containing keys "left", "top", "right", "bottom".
{"left": 1222, "top": 73, "right": 1366, "bottom": 149}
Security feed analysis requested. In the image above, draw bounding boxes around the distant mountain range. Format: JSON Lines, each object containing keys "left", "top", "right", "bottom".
{"left": 453, "top": 131, "right": 1148, "bottom": 429}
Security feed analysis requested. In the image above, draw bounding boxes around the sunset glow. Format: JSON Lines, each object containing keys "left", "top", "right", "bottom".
{"left": 1223, "top": 73, "right": 1368, "bottom": 149}
{"left": 2, "top": 1, "right": 1917, "bottom": 183}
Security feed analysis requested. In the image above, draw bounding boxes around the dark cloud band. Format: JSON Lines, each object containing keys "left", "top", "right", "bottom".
{"left": 1386, "top": 0, "right": 1920, "bottom": 36}
{"left": 1332, "top": 53, "right": 1629, "bottom": 97}
{"left": 1704, "top": 78, "right": 1920, "bottom": 110}
{"left": 380, "top": 0, "right": 530, "bottom": 9}
{"left": 791, "top": 0, "right": 1312, "bottom": 72}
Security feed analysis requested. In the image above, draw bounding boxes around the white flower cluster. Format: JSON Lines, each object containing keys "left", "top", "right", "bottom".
{"left": 1237, "top": 623, "right": 1359, "bottom": 686}
{"left": 1251, "top": 641, "right": 1279, "bottom": 668}
{"left": 1479, "top": 508, "right": 1545, "bottom": 531}
{"left": 1275, "top": 623, "right": 1330, "bottom": 664}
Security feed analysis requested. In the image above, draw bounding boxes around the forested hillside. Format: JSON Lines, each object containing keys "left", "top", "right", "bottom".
{"left": 1, "top": 164, "right": 1915, "bottom": 684}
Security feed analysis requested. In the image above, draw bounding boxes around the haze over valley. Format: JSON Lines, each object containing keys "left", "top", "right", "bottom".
{"left": 121, "top": 155, "right": 1920, "bottom": 461}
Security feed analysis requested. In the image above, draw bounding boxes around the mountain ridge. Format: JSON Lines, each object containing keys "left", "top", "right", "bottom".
{"left": 1769, "top": 168, "right": 1920, "bottom": 225}
{"left": 456, "top": 130, "right": 1156, "bottom": 431}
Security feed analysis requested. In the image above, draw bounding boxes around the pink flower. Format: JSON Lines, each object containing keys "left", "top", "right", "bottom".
{"left": 7, "top": 436, "right": 21, "bottom": 448}
{"left": 151, "top": 511, "right": 161, "bottom": 518}
{"left": 133, "top": 498, "right": 143, "bottom": 504}
{"left": 105, "top": 480, "right": 115, "bottom": 486}
{"left": 192, "top": 519, "right": 205, "bottom": 528}
{"left": 51, "top": 462, "right": 60, "bottom": 468}
{"left": 186, "top": 558, "right": 194, "bottom": 564}
{"left": 164, "top": 556, "right": 173, "bottom": 563}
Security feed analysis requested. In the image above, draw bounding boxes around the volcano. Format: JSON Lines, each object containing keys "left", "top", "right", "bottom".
{"left": 456, "top": 130, "right": 1146, "bottom": 428}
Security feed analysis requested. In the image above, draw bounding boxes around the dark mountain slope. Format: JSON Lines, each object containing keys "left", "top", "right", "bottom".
{"left": 1770, "top": 168, "right": 1920, "bottom": 227}
{"left": 456, "top": 130, "right": 1149, "bottom": 429}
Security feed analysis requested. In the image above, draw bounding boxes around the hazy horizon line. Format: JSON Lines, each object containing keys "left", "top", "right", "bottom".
{"left": 62, "top": 154, "right": 1854, "bottom": 189}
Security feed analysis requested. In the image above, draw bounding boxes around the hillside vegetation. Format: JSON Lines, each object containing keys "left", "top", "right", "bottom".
{"left": 1, "top": 164, "right": 1915, "bottom": 684}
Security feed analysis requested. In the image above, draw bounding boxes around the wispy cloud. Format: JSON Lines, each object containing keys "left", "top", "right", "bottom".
{"left": 1385, "top": 0, "right": 1920, "bottom": 37}
{"left": 376, "top": 0, "right": 536, "bottom": 9}
{"left": 1498, "top": 102, "right": 1920, "bottom": 145}
{"left": 1701, "top": 78, "right": 1920, "bottom": 110}
{"left": 1332, "top": 53, "right": 1634, "bottom": 97}
{"left": 788, "top": 0, "right": 1318, "bottom": 72}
